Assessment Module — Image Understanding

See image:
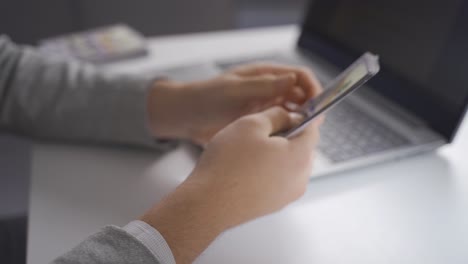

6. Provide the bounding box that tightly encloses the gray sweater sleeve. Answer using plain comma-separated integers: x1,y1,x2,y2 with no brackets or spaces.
52,226,161,264
0,35,174,150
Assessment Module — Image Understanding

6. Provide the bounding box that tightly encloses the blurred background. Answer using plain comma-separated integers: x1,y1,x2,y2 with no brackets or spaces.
0,0,309,44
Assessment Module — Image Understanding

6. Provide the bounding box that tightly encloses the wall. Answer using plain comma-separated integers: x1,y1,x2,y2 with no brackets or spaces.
0,0,307,44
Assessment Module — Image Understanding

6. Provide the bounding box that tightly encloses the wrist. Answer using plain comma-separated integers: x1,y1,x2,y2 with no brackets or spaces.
141,177,230,263
146,80,194,140
147,80,211,144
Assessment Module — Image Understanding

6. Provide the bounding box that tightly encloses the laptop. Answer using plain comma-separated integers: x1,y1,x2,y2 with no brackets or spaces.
156,0,468,178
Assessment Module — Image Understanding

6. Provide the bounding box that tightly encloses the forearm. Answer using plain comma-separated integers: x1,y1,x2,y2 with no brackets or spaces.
141,176,232,264
0,36,171,149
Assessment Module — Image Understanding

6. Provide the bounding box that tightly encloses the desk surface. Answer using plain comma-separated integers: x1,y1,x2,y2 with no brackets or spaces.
28,26,468,264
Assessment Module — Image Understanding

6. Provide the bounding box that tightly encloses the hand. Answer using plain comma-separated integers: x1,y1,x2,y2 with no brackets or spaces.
188,107,320,225
147,63,322,145
141,107,320,263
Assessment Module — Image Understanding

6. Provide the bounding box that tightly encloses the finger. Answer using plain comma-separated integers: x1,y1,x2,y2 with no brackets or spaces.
290,120,321,151
254,106,293,135
284,86,306,104
289,112,305,127
239,73,296,98
273,96,285,105
283,101,300,111
295,67,323,98
229,63,299,76
260,98,282,110
231,63,323,99
264,96,285,108
246,96,284,115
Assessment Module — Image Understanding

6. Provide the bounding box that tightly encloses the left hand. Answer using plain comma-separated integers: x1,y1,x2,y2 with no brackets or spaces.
147,63,322,145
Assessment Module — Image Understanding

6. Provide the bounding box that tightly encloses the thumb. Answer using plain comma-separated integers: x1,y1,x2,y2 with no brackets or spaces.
255,106,298,135
240,73,296,98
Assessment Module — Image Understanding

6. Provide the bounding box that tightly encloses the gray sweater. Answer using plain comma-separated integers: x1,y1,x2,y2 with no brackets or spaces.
53,226,161,264
0,35,164,148
0,36,171,263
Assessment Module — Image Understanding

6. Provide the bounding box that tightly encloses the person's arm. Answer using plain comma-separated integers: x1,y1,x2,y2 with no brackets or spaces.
141,107,320,263
52,222,174,264
0,35,169,149
0,35,321,149
52,107,319,264
0,36,324,264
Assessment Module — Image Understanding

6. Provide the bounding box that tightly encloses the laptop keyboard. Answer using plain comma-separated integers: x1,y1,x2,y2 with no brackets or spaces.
319,101,410,163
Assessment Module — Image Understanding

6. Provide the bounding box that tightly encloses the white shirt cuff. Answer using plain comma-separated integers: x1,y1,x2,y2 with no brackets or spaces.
123,220,176,264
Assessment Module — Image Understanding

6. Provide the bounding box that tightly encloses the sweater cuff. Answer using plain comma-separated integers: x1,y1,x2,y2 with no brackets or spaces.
103,74,178,151
107,73,178,150
123,220,176,264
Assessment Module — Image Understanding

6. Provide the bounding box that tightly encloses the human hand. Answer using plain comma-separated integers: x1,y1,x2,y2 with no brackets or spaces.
186,106,320,226
141,106,320,263
147,63,322,145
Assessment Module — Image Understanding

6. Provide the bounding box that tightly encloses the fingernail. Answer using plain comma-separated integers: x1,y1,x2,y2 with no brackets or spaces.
289,112,304,125
285,101,300,111
294,87,306,100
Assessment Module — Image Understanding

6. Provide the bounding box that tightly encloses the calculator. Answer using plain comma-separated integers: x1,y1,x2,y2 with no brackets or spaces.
38,24,148,64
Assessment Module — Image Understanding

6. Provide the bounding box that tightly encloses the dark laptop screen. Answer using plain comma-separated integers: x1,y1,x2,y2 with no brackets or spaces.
298,0,468,141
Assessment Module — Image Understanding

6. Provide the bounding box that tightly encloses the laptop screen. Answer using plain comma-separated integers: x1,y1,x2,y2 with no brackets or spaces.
298,0,468,141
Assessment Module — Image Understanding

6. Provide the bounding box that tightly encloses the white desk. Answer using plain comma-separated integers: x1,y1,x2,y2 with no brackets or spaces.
28,26,468,264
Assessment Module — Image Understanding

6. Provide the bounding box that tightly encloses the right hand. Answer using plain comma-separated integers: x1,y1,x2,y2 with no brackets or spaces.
188,106,320,227
142,106,320,263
